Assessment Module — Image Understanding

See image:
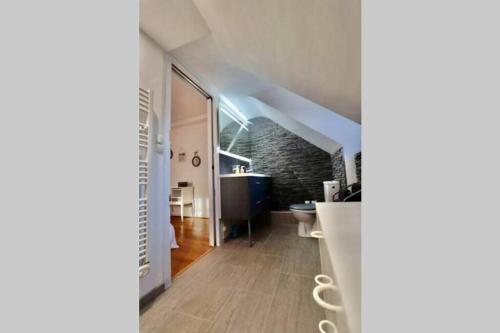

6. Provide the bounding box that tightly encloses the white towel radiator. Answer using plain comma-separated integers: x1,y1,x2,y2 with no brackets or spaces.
139,87,150,277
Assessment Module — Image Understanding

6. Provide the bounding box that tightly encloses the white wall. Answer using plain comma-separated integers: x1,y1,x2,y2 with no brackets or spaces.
170,117,209,218
139,31,172,298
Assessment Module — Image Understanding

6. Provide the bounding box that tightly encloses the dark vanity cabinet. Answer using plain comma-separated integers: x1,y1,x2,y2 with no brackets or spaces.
220,175,271,246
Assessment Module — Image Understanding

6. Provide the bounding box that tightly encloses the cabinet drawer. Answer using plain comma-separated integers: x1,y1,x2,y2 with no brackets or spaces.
249,177,270,203
221,177,250,220
221,176,271,220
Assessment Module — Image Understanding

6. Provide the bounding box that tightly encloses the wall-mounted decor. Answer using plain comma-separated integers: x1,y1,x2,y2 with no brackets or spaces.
192,151,201,167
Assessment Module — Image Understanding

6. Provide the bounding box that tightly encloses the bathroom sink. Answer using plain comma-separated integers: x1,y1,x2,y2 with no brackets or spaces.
219,173,270,178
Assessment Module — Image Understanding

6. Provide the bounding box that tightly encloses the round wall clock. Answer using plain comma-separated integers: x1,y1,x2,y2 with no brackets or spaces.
192,152,201,167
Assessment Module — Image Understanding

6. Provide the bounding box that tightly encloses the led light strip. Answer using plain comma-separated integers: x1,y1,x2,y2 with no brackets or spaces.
220,104,248,131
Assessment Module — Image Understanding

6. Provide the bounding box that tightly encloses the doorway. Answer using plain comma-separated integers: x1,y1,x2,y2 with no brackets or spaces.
169,65,215,278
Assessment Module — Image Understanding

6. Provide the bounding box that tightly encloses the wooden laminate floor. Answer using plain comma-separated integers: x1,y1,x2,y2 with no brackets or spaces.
171,216,212,278
141,222,325,333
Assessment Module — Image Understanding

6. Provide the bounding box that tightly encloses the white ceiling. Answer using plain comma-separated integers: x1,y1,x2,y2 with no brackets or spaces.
171,73,207,123
192,0,360,123
139,0,209,52
140,0,361,123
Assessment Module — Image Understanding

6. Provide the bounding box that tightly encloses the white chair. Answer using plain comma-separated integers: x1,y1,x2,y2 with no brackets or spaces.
169,187,194,221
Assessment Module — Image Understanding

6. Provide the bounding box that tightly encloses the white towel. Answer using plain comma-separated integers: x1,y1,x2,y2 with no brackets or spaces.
169,223,179,249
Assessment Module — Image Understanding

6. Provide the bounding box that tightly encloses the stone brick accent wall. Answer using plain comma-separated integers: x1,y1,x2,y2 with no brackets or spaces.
219,121,251,158
355,152,361,183
331,147,347,188
220,117,347,210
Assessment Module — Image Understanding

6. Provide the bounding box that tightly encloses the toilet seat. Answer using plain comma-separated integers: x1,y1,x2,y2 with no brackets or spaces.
289,203,316,211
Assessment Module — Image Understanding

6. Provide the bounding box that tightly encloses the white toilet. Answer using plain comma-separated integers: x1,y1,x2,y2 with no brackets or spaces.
290,203,317,237
290,180,341,237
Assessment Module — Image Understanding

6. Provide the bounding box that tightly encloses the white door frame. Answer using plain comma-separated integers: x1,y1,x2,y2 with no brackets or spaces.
206,97,216,246
170,62,221,247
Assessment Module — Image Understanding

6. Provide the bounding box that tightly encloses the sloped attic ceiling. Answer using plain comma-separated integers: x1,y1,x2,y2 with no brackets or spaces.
192,0,361,123
169,36,360,155
140,0,361,124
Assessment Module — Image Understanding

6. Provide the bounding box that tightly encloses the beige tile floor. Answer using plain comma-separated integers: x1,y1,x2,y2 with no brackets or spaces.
140,222,325,333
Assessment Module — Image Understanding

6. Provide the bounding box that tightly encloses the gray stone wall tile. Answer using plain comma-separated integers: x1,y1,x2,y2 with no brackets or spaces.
220,117,347,210
355,152,361,183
